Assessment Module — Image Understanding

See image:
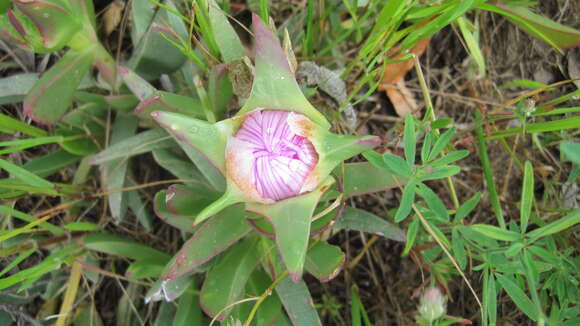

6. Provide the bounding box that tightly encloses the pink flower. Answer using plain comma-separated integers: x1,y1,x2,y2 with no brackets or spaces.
226,110,319,203
418,286,446,322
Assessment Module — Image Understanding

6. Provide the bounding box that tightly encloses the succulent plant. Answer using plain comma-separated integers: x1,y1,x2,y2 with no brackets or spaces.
152,14,381,283
0,0,116,124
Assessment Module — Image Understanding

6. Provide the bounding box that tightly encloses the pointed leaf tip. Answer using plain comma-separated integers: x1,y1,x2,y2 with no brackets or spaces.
356,136,381,147
118,65,129,74
290,272,301,283
251,13,292,74
7,9,27,37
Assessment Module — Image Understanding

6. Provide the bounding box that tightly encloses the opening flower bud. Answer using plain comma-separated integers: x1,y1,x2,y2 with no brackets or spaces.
226,110,318,203
418,286,446,322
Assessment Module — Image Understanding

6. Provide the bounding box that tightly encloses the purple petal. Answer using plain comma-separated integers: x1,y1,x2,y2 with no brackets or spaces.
227,110,318,202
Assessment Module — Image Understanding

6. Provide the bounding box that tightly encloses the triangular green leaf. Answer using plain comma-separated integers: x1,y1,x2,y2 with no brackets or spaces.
247,177,334,282
238,14,329,129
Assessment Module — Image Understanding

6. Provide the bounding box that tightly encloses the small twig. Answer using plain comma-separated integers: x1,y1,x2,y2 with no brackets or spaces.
347,235,379,270
243,270,289,326
208,297,260,326
91,178,195,197
412,204,483,310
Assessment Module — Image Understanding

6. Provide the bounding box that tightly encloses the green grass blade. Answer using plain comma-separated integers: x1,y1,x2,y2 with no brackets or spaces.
0,213,54,243
0,159,54,190
488,116,580,140
0,113,46,137
0,249,35,277
475,110,505,229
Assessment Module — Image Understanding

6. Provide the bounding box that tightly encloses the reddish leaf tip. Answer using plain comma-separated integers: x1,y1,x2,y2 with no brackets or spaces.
161,271,177,281
356,136,381,147
88,156,98,166
117,65,129,74
7,9,27,37
290,272,301,283
135,95,161,115
251,12,292,74
251,12,261,25
23,105,52,126
199,300,226,321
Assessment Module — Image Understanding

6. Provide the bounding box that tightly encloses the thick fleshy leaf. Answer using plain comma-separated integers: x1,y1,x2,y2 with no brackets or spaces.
13,0,79,52
134,91,204,119
83,233,170,262
200,236,261,321
104,94,139,111
333,207,406,242
118,65,156,100
0,12,33,50
247,177,334,282
181,145,226,191
127,188,153,231
238,14,329,129
311,203,343,236
173,282,203,326
129,23,187,80
246,202,342,238
275,276,322,326
61,101,108,127
130,0,156,47
165,184,220,216
152,111,234,176
154,190,197,232
24,48,94,124
90,128,173,165
102,113,138,223
129,0,188,80
312,130,380,184
208,64,233,120
0,73,38,105
145,273,193,303
208,0,244,63
160,204,252,280
341,162,406,196
55,127,101,156
246,216,275,238
304,242,345,282
152,147,207,185
126,260,165,280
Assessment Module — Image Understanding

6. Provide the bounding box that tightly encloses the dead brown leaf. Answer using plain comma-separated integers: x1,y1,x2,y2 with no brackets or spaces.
385,80,419,117
103,1,125,37
379,37,431,117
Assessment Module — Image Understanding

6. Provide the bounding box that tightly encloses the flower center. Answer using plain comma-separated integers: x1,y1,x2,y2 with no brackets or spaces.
233,110,318,201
